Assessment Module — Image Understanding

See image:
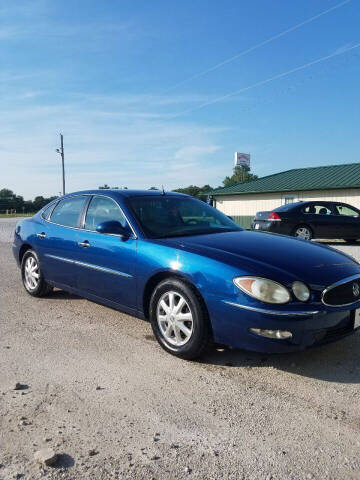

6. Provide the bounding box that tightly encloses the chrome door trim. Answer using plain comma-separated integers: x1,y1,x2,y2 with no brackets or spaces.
45,254,133,278
46,254,74,264
75,259,132,278
223,301,319,316
321,273,360,307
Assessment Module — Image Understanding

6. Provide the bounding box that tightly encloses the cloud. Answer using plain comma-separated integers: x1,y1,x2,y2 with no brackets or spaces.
174,145,220,158
0,1,139,50
0,1,232,198
0,91,229,198
0,22,134,42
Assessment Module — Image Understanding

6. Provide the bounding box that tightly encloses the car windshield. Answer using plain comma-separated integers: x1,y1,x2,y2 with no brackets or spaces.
128,195,242,238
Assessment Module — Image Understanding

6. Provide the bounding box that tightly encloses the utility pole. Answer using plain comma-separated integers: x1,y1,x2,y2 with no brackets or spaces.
56,133,66,195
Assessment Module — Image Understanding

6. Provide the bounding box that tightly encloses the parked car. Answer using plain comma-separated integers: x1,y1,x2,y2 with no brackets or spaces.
13,190,360,359
252,201,360,241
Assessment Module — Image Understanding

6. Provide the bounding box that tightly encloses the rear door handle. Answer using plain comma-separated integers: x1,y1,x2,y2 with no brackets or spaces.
36,232,46,239
78,240,91,248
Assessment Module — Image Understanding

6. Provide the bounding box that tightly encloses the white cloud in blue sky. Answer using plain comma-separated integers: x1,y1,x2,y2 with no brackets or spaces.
0,0,359,198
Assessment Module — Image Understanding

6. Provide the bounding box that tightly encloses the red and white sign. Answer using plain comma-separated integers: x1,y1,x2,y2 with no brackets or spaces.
234,152,250,168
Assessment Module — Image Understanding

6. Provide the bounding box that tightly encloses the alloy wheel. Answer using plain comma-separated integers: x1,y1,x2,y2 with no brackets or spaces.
295,227,311,240
156,291,194,346
24,256,40,290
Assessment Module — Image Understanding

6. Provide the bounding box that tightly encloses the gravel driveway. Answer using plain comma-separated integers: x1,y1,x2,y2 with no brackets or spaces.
1,218,359,480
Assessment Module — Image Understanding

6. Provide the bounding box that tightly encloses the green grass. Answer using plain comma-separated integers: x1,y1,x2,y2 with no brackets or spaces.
0,213,34,218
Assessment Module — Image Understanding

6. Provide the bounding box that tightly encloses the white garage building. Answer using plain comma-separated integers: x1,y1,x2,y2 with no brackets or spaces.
209,163,360,228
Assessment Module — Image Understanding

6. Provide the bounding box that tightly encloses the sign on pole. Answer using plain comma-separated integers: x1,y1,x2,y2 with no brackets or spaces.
234,152,250,168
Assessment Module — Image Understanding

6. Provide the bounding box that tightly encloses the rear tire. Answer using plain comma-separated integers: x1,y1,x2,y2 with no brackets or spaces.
149,278,211,360
21,249,53,297
293,225,313,241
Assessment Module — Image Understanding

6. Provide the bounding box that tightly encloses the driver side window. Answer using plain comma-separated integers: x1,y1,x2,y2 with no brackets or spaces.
334,204,359,217
85,196,127,231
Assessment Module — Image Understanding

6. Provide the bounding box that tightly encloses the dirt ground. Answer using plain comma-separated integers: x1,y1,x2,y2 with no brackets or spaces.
1,218,360,480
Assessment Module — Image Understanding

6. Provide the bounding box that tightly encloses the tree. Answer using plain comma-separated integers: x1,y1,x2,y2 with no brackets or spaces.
0,189,57,213
172,184,213,202
99,184,111,189
0,189,24,213
0,188,14,199
148,186,159,190
222,166,258,187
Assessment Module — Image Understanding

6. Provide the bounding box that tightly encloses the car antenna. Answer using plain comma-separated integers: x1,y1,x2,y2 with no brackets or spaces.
162,185,166,195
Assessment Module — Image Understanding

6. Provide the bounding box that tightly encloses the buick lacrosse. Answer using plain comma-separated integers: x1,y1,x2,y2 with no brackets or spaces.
13,190,360,359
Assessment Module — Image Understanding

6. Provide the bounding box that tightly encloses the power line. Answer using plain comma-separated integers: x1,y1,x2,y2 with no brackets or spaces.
163,0,352,93
172,42,360,117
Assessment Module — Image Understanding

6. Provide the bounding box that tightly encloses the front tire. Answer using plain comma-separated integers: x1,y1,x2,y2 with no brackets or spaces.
21,249,53,297
149,279,211,360
293,225,313,240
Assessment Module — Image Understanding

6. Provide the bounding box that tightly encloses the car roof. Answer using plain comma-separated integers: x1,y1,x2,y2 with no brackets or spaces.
60,189,188,200
273,200,359,213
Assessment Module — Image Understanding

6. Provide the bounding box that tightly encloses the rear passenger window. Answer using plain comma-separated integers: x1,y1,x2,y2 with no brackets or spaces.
42,203,55,220
85,196,127,231
303,204,331,215
50,196,87,227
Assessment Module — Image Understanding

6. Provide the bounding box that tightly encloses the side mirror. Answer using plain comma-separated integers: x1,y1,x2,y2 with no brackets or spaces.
96,220,130,237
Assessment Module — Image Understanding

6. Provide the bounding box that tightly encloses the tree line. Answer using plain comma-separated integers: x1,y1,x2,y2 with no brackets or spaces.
99,166,258,201
1,166,257,213
0,189,58,214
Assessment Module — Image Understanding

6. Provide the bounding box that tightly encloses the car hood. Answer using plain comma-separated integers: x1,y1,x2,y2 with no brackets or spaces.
155,230,360,289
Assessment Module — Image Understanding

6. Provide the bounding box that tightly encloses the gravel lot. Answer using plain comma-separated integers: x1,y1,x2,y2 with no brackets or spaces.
1,218,360,480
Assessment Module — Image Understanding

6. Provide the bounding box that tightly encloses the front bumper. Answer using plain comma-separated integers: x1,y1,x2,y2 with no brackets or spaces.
209,298,359,353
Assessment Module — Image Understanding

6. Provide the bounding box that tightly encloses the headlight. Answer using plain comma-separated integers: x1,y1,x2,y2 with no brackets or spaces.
234,276,290,304
292,281,310,302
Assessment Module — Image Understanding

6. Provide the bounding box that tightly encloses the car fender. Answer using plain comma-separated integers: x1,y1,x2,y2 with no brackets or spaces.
135,239,240,317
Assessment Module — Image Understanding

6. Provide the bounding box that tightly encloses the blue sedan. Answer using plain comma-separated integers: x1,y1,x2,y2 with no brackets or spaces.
13,189,360,359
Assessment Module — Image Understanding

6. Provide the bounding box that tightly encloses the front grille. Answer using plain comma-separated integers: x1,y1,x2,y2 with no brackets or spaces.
322,276,360,306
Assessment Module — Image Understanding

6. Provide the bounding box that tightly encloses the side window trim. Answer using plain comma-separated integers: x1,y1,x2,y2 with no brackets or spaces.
46,195,89,229
50,195,88,228
41,201,58,220
44,193,137,238
80,195,93,229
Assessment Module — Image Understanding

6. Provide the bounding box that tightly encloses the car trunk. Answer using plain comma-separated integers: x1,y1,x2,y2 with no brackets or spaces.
254,211,271,221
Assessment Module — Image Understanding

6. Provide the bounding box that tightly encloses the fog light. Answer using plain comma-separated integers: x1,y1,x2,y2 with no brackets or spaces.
250,328,292,339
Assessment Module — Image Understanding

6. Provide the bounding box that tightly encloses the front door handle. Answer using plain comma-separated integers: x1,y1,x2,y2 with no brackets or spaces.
78,240,91,248
36,232,46,239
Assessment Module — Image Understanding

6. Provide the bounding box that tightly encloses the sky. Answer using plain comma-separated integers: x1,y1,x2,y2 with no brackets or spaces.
0,0,359,199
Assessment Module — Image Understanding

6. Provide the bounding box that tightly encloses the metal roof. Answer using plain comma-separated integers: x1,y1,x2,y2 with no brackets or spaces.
208,163,360,196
